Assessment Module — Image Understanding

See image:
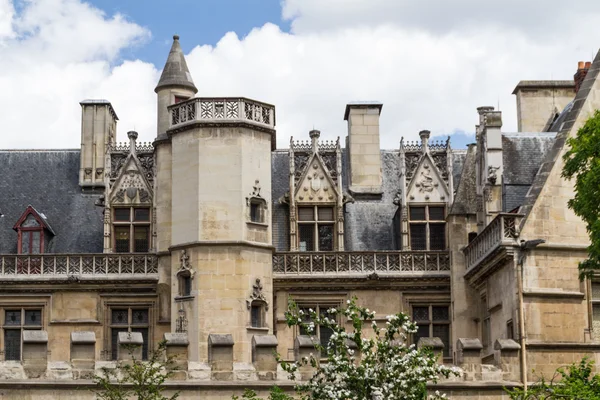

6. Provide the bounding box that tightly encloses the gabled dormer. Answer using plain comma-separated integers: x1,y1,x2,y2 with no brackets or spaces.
13,206,55,254
284,129,351,251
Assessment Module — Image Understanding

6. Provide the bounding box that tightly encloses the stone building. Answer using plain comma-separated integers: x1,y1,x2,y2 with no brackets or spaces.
0,36,599,399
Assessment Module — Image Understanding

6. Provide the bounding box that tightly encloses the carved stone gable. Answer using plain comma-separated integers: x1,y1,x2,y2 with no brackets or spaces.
294,154,338,203
406,155,449,203
109,156,153,205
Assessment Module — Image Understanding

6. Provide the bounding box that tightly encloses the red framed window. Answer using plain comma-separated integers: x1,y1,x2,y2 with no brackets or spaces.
13,207,53,255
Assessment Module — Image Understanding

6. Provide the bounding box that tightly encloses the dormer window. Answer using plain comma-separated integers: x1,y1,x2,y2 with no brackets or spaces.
298,206,335,251
13,206,54,255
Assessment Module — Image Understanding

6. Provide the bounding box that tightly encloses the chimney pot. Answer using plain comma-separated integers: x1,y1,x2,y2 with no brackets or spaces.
585,61,592,69
578,61,585,69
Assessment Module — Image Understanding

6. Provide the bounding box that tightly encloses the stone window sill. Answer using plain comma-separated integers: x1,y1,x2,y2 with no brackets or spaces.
246,326,269,332
175,295,194,302
247,221,269,228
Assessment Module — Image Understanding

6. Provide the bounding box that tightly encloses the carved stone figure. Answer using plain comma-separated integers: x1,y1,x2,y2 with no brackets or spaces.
418,166,434,193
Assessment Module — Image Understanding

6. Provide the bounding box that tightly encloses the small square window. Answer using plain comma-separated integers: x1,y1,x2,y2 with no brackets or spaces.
114,209,130,222
298,208,314,221
24,310,42,326
428,207,445,221
134,208,150,222
4,310,21,326
409,207,426,221
317,207,334,221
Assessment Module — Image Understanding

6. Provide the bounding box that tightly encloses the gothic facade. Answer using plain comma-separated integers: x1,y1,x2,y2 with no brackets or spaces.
0,37,599,399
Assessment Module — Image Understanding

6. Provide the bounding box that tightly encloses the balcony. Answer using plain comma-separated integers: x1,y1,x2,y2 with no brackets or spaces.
0,254,158,281
169,97,275,131
463,213,522,279
273,251,450,276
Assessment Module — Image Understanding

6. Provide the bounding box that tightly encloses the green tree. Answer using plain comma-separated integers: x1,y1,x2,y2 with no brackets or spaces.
562,110,600,278
235,297,458,400
92,339,179,400
507,358,600,399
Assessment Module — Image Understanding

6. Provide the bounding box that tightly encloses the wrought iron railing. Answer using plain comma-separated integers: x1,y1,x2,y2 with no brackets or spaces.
463,213,522,272
0,254,158,278
168,97,275,130
272,251,450,275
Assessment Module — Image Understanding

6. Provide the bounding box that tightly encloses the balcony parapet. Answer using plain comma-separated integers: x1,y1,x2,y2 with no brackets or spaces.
0,254,158,281
168,97,275,133
463,213,522,277
273,251,450,276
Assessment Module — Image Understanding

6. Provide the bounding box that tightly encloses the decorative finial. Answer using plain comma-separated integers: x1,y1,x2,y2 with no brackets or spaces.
173,35,180,41
127,131,138,155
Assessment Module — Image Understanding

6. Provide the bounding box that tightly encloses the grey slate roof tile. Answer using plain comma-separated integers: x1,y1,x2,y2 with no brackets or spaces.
0,150,103,253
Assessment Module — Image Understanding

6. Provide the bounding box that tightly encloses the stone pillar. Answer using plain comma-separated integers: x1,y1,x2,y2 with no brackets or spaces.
70,331,96,378
456,338,483,381
22,330,48,378
294,335,318,380
417,337,445,364
165,333,189,380
252,335,278,380
208,334,234,381
494,339,521,382
344,102,383,195
117,331,143,361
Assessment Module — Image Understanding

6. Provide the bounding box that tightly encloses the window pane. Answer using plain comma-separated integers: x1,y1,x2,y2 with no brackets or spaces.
298,225,315,251
432,324,450,357
428,206,445,221
134,226,149,252
298,207,314,221
320,325,334,356
111,309,128,325
432,306,449,321
409,207,426,221
115,226,130,253
429,223,446,250
31,232,41,254
410,224,426,250
182,276,192,296
250,203,261,223
318,225,334,251
299,307,312,335
22,232,30,254
111,328,127,360
24,310,42,326
4,310,21,326
22,214,40,227
593,283,600,300
413,306,429,322
132,328,149,360
114,208,130,222
132,309,149,325
317,207,334,221
414,324,429,347
4,329,21,360
134,208,150,222
251,305,261,328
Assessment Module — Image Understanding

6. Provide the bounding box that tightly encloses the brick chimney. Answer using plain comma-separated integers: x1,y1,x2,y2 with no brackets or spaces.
574,61,592,93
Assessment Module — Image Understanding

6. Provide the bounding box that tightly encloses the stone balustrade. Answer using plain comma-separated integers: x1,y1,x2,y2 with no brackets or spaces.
463,213,522,272
169,97,275,130
272,251,450,275
0,254,158,279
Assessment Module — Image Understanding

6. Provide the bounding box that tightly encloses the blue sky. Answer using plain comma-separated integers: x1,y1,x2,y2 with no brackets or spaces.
1,0,597,149
95,0,290,66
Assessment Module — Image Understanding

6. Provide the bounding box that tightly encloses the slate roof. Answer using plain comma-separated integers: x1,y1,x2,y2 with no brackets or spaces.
271,146,466,251
0,150,104,253
519,49,600,229
449,144,477,215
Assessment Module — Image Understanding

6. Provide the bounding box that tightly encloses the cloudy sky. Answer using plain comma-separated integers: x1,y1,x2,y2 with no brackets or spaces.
1,0,599,150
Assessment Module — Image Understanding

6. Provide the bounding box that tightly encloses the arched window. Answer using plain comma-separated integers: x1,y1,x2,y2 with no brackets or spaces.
177,270,192,297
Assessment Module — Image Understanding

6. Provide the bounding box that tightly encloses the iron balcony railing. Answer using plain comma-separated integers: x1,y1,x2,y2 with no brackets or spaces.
273,251,450,275
463,213,522,272
0,254,158,279
168,97,275,130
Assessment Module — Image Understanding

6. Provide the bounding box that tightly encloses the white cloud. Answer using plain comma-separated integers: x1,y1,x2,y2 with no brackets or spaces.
0,0,154,149
1,0,600,150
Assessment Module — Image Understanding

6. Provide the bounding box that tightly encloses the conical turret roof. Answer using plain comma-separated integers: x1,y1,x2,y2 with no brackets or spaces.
155,35,198,94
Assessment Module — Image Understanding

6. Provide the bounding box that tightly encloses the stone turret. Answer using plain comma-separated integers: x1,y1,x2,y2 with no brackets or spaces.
155,35,198,137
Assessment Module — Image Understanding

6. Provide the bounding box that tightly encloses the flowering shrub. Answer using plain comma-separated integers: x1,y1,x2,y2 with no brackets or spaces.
273,297,458,400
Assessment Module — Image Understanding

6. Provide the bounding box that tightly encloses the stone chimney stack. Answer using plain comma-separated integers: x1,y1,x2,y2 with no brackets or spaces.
344,102,383,195
574,61,592,93
79,100,118,189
